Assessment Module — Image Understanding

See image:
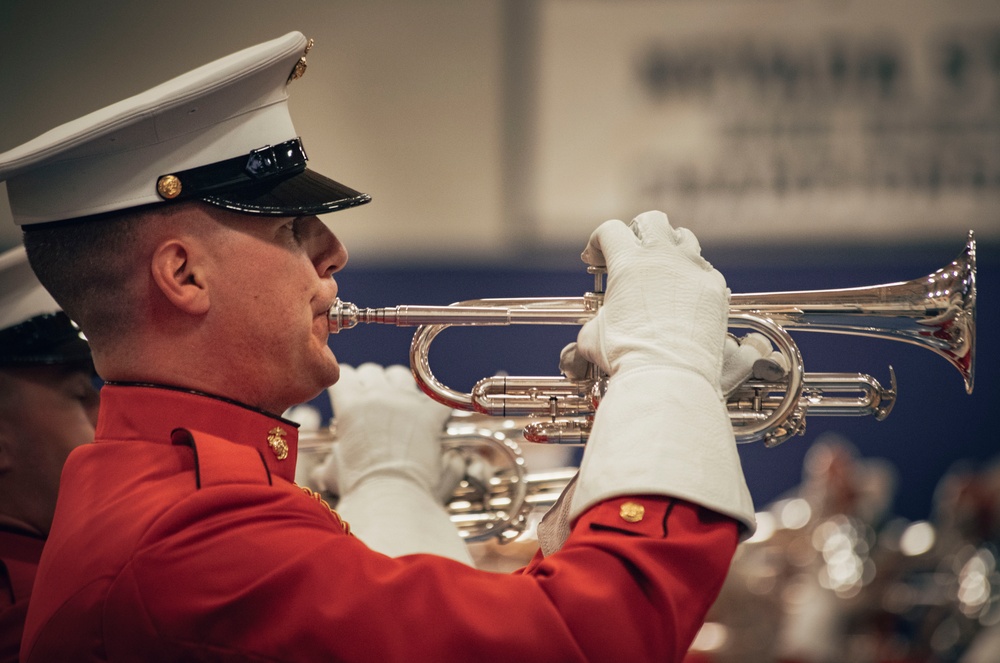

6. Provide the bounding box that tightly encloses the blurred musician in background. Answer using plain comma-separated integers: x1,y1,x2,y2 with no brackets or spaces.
0,246,98,662
683,438,1000,663
2,32,759,662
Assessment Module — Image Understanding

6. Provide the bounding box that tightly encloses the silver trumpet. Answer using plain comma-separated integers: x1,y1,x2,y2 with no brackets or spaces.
330,232,976,449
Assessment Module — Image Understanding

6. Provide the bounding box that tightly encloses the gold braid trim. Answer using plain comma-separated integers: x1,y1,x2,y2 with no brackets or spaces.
297,484,351,536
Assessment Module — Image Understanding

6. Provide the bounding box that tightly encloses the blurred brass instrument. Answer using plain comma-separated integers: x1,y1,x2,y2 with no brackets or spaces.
297,413,571,542
330,232,976,449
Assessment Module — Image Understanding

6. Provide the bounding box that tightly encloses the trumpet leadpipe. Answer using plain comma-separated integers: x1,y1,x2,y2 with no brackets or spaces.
330,298,598,332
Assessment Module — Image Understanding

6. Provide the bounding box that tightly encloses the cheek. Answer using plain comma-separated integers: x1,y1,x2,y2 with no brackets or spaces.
223,257,323,359
85,400,100,428
255,267,314,309
50,406,97,456
14,405,93,474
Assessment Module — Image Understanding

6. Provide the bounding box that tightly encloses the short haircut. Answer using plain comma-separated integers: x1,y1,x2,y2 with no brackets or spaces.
22,206,153,344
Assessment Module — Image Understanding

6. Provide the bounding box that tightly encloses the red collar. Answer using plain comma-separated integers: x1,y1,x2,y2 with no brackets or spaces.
0,529,45,601
95,384,301,484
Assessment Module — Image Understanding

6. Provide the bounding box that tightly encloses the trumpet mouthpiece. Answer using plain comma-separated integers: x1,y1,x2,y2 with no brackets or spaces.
328,299,360,333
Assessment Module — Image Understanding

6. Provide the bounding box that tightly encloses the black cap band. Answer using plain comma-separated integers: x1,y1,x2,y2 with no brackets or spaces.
157,139,309,201
0,312,92,367
155,138,371,217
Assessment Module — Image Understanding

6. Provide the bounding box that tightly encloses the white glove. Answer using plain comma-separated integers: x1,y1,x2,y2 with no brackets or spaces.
314,433,469,505
720,332,780,397
561,331,778,398
546,330,772,554
566,211,756,537
322,363,473,564
753,350,790,382
576,212,729,387
434,448,470,504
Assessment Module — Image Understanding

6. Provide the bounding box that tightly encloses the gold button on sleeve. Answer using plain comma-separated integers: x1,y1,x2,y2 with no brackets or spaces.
619,501,645,523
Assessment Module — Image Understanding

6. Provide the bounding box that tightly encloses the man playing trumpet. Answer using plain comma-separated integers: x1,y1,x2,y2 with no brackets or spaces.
2,31,757,662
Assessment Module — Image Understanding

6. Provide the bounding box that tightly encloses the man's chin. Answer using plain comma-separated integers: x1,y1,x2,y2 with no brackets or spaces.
326,361,340,387
280,347,339,410
317,345,340,387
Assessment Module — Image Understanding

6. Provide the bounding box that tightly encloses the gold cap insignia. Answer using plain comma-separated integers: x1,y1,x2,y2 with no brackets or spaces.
619,501,645,523
156,174,182,199
267,427,289,460
288,38,314,82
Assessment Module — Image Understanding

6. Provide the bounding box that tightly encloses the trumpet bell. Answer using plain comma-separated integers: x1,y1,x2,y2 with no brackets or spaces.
733,230,976,394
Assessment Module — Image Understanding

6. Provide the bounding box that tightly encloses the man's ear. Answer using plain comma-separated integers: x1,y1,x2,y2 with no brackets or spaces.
150,239,210,315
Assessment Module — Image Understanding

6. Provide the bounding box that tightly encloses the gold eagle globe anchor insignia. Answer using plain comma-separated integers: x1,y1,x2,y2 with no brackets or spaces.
267,427,289,460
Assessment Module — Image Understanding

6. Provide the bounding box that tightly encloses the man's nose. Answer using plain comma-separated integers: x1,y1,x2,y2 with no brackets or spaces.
303,216,348,277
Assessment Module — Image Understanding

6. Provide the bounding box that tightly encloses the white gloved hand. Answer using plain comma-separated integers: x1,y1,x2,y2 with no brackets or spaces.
313,430,469,505
575,213,729,389
434,448,470,504
720,332,778,397
753,350,790,382
547,331,771,553
323,363,473,564
560,331,777,398
327,364,449,495
565,211,755,540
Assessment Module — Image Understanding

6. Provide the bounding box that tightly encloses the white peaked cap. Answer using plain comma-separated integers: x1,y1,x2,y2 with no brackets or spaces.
0,246,60,329
0,31,369,227
0,245,91,365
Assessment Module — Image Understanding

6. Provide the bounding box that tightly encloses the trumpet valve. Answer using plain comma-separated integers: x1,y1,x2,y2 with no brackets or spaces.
764,411,807,448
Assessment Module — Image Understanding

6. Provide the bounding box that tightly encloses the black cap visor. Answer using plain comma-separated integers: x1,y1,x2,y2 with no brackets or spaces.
156,138,371,217
201,167,371,216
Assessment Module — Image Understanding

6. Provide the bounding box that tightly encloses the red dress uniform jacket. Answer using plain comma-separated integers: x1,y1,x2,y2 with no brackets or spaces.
22,384,739,663
0,529,43,663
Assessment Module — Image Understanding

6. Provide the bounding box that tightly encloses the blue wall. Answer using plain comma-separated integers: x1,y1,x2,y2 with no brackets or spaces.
319,238,996,522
